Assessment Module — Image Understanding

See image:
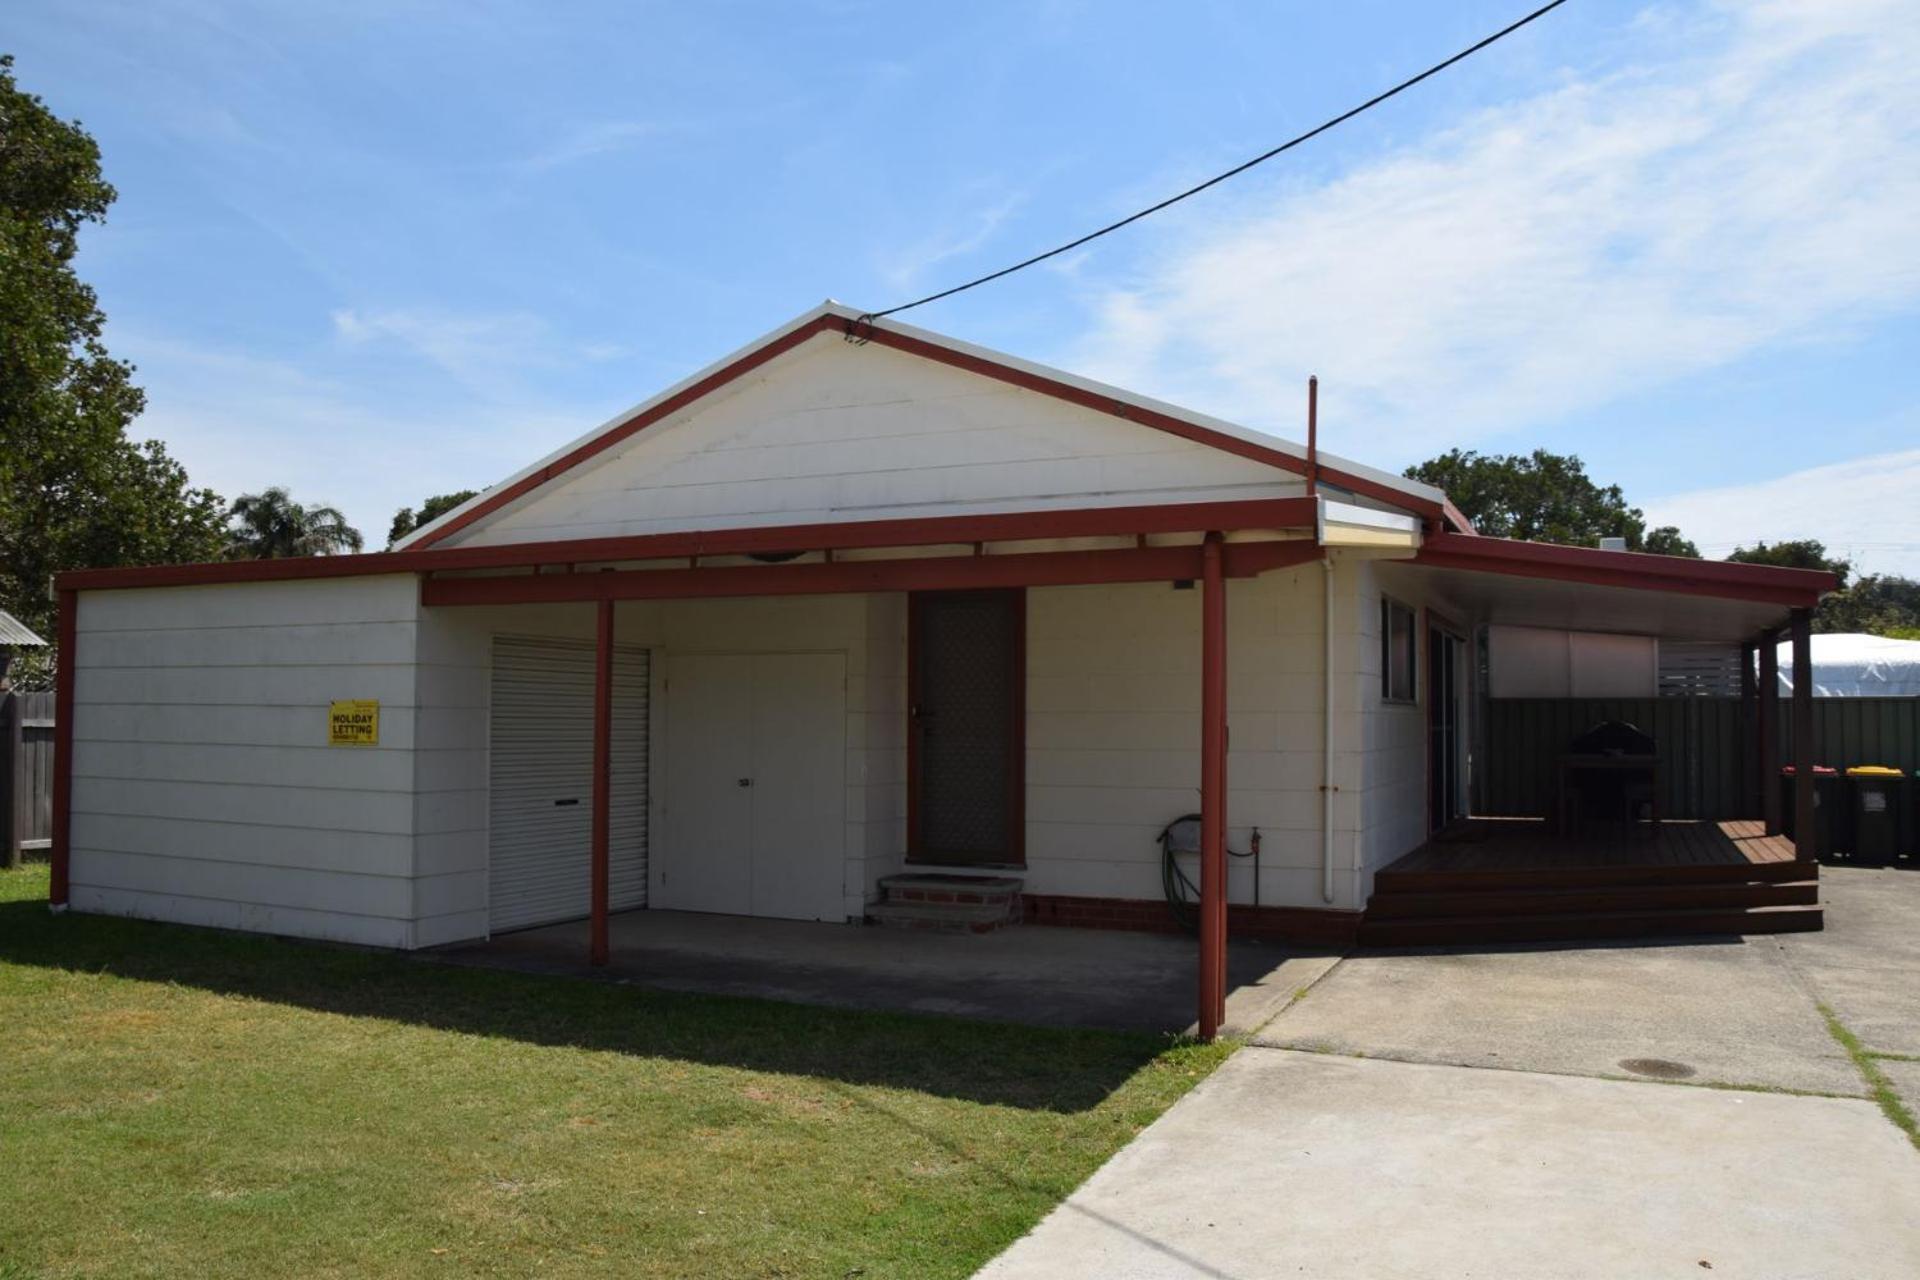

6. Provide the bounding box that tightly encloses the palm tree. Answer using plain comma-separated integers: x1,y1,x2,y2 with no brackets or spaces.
225,487,364,559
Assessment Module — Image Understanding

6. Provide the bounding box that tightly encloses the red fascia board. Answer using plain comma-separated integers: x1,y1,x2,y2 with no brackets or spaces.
55,498,1320,592
49,589,75,907
1415,533,1837,607
408,311,1455,549
411,314,843,547
1439,498,1477,536
420,540,1324,607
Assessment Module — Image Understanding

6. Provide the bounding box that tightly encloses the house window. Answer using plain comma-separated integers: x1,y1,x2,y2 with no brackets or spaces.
1381,598,1417,703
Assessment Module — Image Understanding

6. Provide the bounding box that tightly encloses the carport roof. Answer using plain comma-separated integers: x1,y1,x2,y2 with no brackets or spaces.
1398,533,1839,640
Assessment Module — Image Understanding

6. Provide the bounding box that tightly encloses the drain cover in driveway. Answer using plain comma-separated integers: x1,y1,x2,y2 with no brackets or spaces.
1619,1057,1697,1079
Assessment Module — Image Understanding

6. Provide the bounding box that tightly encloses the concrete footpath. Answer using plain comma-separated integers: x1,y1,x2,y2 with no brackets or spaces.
977,1048,1920,1280
979,865,1920,1278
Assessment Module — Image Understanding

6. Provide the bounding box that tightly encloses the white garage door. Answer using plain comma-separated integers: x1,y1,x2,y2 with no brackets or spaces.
488,635,650,933
656,651,846,922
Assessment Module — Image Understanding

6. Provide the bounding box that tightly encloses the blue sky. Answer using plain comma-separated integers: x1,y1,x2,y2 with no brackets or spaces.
10,0,1919,570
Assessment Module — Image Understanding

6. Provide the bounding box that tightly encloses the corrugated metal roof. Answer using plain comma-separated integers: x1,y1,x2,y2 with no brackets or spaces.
0,610,48,646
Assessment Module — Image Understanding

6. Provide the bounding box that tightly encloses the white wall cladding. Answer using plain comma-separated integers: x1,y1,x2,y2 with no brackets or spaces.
450,336,1307,547
1359,560,1473,903
1021,563,1370,911
67,575,425,948
67,559,1444,944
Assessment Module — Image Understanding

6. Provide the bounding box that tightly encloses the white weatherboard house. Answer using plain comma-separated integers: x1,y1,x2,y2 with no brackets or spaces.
49,304,1835,1036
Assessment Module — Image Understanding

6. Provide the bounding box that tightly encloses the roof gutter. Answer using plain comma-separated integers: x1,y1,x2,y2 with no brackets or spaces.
1414,533,1837,608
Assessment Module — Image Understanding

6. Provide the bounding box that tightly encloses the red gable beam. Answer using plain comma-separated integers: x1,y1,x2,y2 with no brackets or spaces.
405,313,1460,549
421,541,1325,607
56,498,1319,593
1415,532,1836,607
851,324,1459,529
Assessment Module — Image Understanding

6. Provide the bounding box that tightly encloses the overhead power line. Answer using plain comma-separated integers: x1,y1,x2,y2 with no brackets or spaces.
854,0,1572,330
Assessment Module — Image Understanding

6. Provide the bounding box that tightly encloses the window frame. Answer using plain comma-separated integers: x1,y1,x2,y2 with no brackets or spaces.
1380,596,1419,705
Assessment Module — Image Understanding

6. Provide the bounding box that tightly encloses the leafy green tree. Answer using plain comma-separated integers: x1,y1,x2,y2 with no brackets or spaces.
1724,541,1920,637
1825,576,1920,636
0,54,227,638
225,487,364,559
1405,448,1699,556
387,489,478,547
1725,539,1851,586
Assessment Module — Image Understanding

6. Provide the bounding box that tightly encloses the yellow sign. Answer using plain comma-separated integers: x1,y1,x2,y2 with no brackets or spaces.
328,700,380,746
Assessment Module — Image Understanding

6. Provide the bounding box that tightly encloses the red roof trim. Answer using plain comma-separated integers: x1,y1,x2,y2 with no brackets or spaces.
1414,532,1837,607
407,311,1463,549
850,321,1458,527
411,313,844,547
419,540,1325,607
56,497,1320,592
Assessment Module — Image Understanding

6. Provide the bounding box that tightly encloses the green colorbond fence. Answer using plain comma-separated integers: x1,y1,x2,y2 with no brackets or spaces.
1776,699,1920,776
1475,696,1919,821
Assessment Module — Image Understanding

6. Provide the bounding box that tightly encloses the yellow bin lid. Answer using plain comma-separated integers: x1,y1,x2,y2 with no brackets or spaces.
1846,766,1903,776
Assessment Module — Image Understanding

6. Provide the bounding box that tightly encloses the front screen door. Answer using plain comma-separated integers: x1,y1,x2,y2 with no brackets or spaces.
910,590,1025,866
1427,626,1466,832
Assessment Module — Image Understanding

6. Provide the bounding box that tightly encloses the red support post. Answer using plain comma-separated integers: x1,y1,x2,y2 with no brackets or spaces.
1198,532,1228,1041
1790,609,1815,859
49,589,75,908
590,599,614,966
1758,634,1780,835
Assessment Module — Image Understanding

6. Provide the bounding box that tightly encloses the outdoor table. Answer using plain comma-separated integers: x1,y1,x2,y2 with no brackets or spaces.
1554,753,1660,833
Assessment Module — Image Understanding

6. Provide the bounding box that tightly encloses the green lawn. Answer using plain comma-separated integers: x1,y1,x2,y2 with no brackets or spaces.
0,867,1227,1279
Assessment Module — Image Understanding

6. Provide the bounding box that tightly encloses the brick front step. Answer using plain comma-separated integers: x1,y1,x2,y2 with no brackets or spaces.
868,900,1021,934
877,873,1022,909
871,874,1023,933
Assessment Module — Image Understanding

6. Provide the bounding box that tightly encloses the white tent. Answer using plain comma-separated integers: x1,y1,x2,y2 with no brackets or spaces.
1774,633,1920,697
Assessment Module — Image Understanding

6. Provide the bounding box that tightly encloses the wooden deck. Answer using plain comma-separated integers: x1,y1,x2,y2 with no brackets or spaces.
1363,819,1822,946
1382,818,1799,879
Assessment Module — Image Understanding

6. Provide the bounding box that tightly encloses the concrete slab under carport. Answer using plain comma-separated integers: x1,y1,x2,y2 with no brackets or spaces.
976,1048,1920,1280
1254,932,1861,1095
431,909,1342,1035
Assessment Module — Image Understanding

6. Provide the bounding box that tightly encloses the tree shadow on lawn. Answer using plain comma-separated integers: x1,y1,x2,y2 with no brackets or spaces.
0,899,1175,1112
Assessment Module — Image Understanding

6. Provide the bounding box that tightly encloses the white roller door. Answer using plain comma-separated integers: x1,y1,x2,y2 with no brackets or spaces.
488,635,649,933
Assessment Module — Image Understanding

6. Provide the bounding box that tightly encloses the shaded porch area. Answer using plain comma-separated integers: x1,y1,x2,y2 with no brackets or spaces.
1362,819,1821,946
430,909,1342,1036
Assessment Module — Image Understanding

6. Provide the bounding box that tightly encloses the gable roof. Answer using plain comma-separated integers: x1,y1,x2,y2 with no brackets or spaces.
0,610,46,647
395,301,1467,550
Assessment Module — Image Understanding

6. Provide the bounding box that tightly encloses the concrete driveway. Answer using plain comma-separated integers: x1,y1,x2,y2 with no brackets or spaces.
979,864,1920,1278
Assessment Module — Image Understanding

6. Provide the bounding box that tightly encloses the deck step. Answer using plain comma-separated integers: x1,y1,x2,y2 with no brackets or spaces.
1365,879,1820,919
1358,903,1824,948
1372,858,1820,894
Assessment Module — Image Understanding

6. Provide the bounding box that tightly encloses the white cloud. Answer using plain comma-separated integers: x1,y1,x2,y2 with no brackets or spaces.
119,332,596,547
879,191,1027,292
523,120,668,172
1643,448,1920,578
1064,0,1920,452
329,306,618,395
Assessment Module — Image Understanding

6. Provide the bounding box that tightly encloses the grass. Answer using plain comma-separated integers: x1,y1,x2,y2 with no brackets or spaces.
1818,1002,1920,1152
0,867,1231,1279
